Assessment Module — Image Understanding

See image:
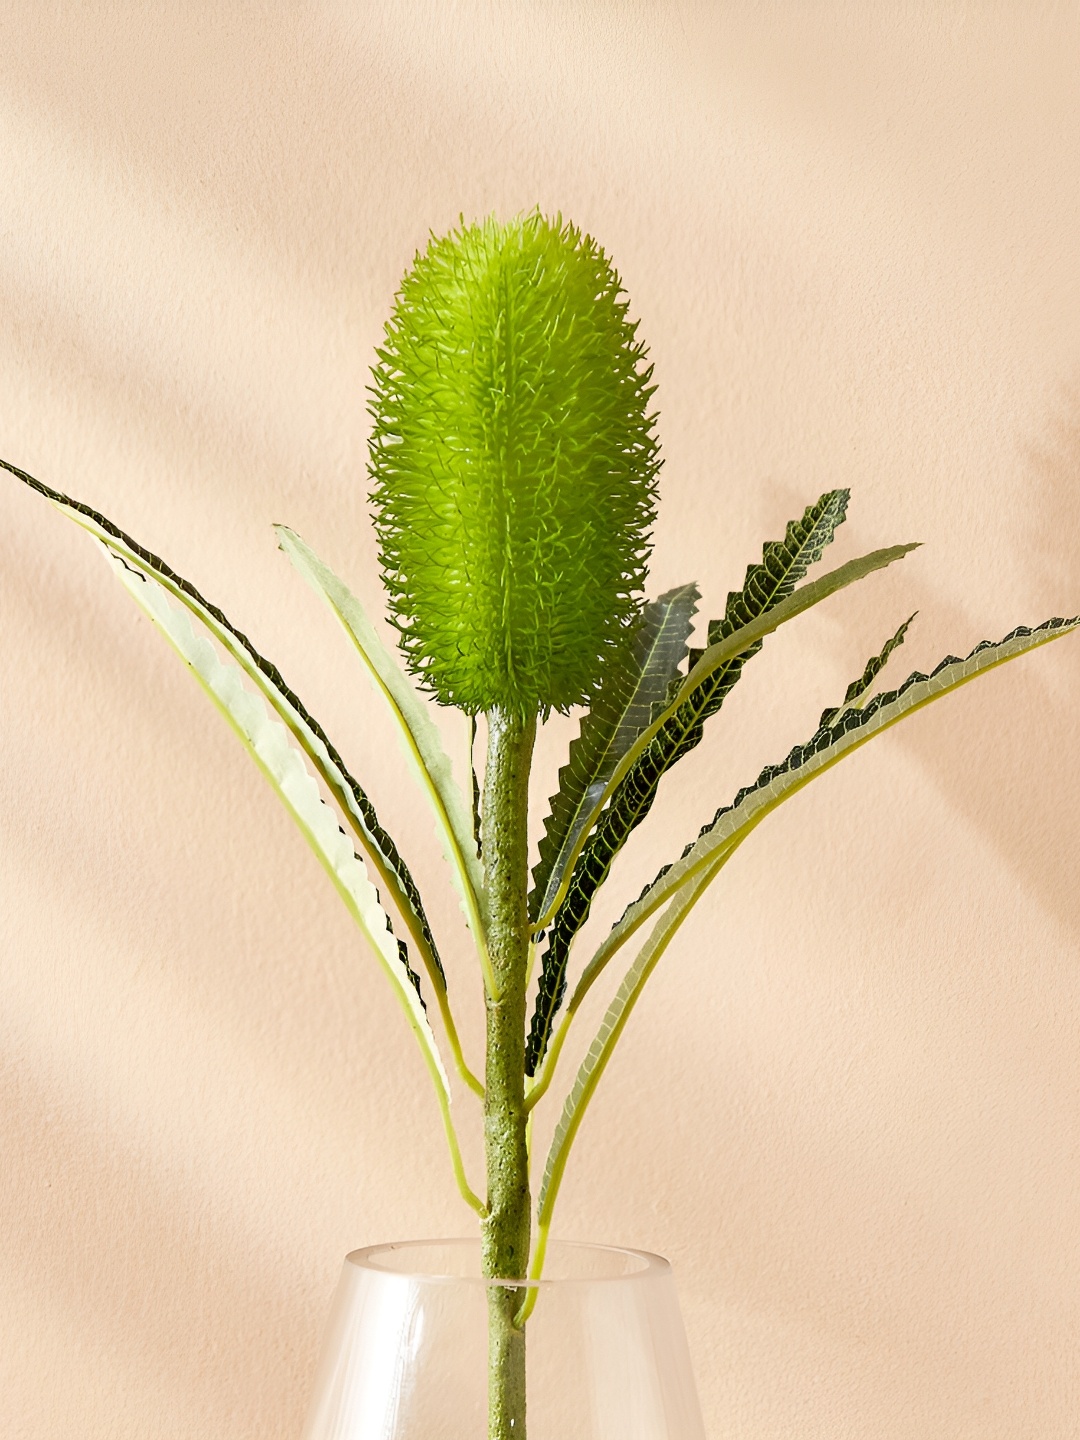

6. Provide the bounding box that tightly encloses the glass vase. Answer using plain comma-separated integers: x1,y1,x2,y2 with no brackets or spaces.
303,1239,706,1440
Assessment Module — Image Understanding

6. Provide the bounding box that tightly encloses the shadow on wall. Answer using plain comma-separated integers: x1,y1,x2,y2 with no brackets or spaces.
0,1057,317,1438
884,383,1080,942
0,5,597,541
0,88,375,540
1026,381,1080,631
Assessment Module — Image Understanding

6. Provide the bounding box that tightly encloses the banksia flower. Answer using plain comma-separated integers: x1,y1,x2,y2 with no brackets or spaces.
368,211,661,718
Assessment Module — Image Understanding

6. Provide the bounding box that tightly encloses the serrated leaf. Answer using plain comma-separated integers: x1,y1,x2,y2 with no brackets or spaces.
535,612,1080,1228
526,489,866,1071
531,492,856,937
536,855,721,1229
1,459,448,1001
274,525,490,969
583,615,1080,987
103,544,451,1093
818,612,916,728
529,582,700,926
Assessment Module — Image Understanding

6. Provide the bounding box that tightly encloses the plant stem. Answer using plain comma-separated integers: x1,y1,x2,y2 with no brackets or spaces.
481,706,536,1440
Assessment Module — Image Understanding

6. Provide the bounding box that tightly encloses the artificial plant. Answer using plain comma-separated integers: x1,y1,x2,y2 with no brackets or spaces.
4,209,1076,1440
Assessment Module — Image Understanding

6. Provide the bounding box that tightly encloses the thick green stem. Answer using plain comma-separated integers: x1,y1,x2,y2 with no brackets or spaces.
481,706,536,1440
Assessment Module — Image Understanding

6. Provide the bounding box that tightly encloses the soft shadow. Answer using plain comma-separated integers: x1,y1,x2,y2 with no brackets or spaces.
879,386,1080,939
0,1059,319,1439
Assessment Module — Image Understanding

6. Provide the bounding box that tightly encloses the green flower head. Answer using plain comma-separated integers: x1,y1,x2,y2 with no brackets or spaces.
368,210,661,717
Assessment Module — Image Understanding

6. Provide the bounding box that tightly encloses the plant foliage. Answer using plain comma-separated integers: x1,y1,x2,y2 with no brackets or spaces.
531,613,1080,1240
107,545,438,1037
528,582,700,927
588,614,1080,987
527,488,853,1071
536,855,719,1233
275,525,491,999
818,611,915,726
0,461,451,1009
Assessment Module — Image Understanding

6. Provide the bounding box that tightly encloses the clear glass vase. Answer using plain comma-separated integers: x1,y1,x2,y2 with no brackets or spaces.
303,1239,706,1440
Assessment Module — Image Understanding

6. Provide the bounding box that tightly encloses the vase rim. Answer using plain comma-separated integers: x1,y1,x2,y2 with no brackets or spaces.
343,1238,671,1288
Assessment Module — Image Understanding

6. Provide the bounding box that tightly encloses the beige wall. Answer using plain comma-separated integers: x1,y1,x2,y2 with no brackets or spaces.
3,4,1080,1435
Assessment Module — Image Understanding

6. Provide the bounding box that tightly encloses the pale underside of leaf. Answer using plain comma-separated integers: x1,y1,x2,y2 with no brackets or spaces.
584,614,1080,991
0,460,447,1000
536,855,721,1228
529,582,700,926
103,545,451,1093
274,525,490,964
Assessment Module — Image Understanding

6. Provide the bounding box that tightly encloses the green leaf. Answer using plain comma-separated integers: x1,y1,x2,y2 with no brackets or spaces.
535,491,857,932
528,582,700,927
1,460,448,1000
101,542,450,1091
526,490,883,1071
665,541,917,738
818,612,915,727
583,614,1080,988
536,854,721,1231
534,612,1080,1228
274,525,491,981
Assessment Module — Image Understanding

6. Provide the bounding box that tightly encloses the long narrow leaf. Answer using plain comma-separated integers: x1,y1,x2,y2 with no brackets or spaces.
530,491,854,939
529,583,700,926
567,614,916,1014
526,501,914,1072
275,525,490,972
103,544,449,1088
603,538,918,824
537,611,1079,1230
582,614,1080,988
1,460,448,1002
108,544,486,1206
818,612,915,727
536,855,722,1230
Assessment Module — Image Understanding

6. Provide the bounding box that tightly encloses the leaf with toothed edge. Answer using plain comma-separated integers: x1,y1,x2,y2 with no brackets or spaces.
0,458,449,1002
535,613,1080,1235
576,614,1080,1000
102,544,450,1090
819,612,916,728
526,488,853,1073
529,582,700,927
274,524,488,947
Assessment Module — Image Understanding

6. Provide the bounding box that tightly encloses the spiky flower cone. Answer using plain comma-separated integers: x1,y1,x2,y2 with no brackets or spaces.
368,210,661,718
